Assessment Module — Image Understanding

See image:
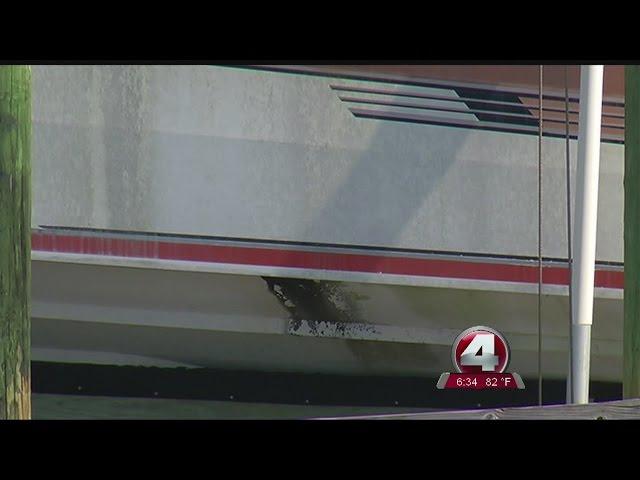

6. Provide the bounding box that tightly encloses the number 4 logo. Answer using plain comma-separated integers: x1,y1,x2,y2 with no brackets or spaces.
452,326,510,374
459,333,500,372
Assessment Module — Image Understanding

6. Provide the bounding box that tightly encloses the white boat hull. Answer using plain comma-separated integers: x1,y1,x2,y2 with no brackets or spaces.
29,65,626,383
32,249,622,382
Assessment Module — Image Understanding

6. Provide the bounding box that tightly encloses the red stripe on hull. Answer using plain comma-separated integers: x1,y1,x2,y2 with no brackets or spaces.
31,232,624,290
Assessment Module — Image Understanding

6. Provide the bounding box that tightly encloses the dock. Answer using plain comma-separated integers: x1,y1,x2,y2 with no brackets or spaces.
319,398,640,420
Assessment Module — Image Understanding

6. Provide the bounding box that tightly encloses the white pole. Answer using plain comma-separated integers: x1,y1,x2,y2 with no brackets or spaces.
570,65,604,404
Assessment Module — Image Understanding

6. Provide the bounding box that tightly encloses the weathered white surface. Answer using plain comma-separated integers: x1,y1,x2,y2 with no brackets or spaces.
31,66,625,261
28,66,626,382
31,258,623,381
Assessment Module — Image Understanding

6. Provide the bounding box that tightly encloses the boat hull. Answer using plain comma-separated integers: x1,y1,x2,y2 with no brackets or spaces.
32,252,622,382
29,65,626,384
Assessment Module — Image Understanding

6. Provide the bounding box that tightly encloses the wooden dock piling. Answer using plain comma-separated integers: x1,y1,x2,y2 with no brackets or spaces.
0,66,32,419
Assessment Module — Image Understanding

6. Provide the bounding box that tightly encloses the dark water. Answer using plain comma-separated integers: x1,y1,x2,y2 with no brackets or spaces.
33,394,429,420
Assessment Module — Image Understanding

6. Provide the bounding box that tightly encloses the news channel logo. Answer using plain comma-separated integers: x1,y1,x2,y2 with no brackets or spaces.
437,326,525,390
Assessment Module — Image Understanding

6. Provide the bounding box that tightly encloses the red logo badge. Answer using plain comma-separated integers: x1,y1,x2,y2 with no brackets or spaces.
452,326,510,374
437,326,525,390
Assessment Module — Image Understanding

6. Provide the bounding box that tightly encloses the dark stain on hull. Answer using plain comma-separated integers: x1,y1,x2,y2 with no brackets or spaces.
262,277,439,372
262,277,362,333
